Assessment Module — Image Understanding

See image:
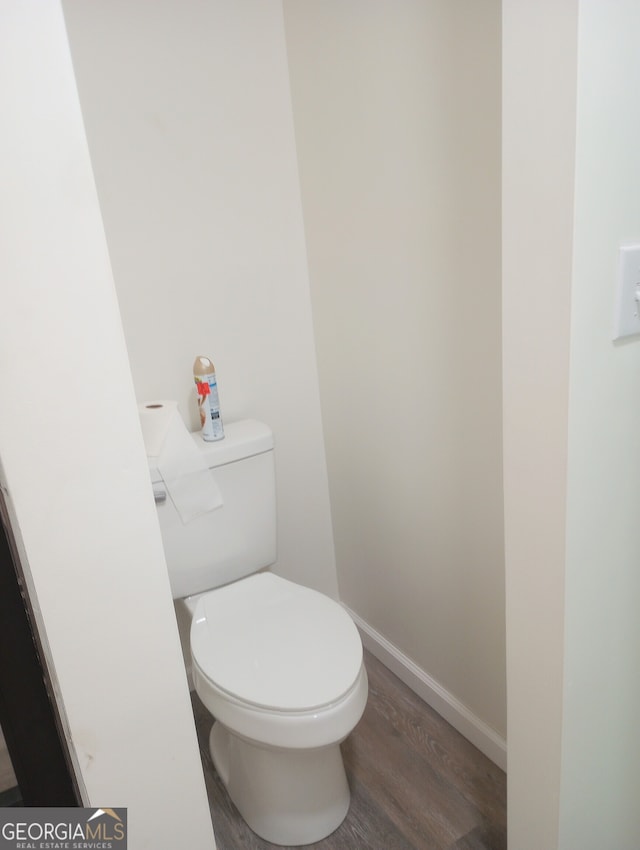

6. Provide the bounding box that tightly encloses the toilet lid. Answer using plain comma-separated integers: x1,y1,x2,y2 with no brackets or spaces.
190,573,363,712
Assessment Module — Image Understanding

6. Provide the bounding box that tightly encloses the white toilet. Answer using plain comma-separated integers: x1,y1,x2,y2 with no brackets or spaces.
150,419,368,846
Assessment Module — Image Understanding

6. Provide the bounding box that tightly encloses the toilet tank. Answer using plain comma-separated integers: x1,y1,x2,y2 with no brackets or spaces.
150,419,276,599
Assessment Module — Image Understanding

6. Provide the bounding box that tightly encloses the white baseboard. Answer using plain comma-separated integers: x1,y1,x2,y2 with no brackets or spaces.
345,607,507,772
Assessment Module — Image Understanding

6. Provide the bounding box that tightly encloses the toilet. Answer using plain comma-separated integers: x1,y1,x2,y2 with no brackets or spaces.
150,419,368,846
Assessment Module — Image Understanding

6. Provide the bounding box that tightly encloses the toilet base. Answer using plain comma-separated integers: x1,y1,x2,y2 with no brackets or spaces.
209,721,351,846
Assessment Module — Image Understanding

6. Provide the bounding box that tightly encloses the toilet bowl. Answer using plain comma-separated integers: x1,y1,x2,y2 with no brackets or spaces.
189,572,368,845
148,418,368,845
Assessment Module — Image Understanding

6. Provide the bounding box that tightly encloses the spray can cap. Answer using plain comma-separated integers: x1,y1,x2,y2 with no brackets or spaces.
193,356,215,376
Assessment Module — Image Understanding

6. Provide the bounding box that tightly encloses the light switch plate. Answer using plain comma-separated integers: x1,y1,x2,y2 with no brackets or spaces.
613,245,640,341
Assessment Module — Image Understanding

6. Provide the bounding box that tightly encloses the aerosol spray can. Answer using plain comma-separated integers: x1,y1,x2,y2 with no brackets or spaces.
193,356,225,441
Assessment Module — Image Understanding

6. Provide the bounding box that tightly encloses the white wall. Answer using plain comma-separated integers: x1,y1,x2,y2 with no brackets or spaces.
0,4,215,847
504,2,640,848
283,0,505,757
502,1,578,846
61,0,338,599
559,2,640,847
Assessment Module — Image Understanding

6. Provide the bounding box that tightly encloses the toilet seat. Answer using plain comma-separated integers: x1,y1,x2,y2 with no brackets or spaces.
190,572,363,712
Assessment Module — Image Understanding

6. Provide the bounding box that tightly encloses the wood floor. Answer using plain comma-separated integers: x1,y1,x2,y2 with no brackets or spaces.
191,650,506,850
0,743,17,796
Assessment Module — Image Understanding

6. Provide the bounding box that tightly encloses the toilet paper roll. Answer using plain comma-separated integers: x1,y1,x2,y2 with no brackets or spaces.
138,401,223,524
138,400,179,457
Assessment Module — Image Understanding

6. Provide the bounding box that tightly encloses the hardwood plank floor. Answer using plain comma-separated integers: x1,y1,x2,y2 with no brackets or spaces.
0,746,17,795
191,650,506,850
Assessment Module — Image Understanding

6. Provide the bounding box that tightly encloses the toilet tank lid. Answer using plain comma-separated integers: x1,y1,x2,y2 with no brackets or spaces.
148,418,273,482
